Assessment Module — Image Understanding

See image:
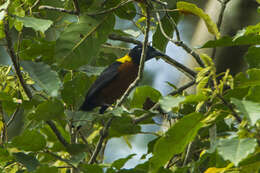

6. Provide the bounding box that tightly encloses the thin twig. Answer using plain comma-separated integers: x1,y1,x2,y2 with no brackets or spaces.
116,6,151,107
44,150,77,170
4,15,33,99
0,102,7,144
155,12,205,68
163,6,181,41
38,5,78,15
133,80,196,124
87,0,134,16
6,105,20,127
211,0,231,59
108,34,142,45
46,120,70,147
89,117,114,164
217,94,242,123
72,0,80,15
183,142,192,166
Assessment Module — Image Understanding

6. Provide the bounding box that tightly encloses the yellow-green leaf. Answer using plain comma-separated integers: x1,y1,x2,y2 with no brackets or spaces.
177,1,220,39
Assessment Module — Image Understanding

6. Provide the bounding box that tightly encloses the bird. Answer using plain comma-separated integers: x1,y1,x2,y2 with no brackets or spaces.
80,45,163,113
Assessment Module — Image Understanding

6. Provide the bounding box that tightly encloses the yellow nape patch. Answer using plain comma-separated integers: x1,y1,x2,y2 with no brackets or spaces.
116,54,132,63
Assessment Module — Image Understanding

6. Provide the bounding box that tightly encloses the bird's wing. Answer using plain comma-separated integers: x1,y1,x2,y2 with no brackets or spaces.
85,62,122,101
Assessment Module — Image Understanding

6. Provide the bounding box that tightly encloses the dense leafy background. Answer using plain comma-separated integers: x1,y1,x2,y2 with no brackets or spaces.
0,0,260,173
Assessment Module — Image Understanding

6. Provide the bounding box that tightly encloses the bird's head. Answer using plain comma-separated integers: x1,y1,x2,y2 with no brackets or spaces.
129,45,163,64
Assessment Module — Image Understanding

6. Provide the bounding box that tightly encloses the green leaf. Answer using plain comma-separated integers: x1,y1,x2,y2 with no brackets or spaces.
239,153,260,173
0,148,13,163
244,46,260,69
16,16,53,33
79,164,103,173
105,0,136,20
231,98,260,125
217,137,257,166
183,94,207,103
153,16,173,52
234,69,260,88
201,35,260,48
112,154,136,170
34,98,64,121
11,130,46,151
21,61,62,97
61,72,94,107
177,1,220,39
246,86,260,103
149,113,204,173
34,165,58,173
131,86,161,108
13,152,40,172
109,116,141,138
55,14,115,69
158,96,185,112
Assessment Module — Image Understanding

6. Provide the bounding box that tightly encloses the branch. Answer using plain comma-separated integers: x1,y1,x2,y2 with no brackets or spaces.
108,34,142,45
3,15,33,99
217,94,242,123
211,0,231,59
155,12,205,68
133,80,196,124
88,117,113,164
108,34,197,79
72,0,80,15
7,105,20,127
116,6,151,107
44,150,77,170
46,120,70,147
87,0,134,16
38,5,78,15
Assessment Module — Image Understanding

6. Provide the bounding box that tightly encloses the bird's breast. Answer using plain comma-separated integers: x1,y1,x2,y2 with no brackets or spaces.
97,62,139,105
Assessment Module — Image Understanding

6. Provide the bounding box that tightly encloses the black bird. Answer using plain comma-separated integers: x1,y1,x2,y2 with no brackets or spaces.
80,45,163,113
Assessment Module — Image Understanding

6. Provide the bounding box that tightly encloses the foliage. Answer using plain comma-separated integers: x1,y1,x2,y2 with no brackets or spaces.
0,0,260,173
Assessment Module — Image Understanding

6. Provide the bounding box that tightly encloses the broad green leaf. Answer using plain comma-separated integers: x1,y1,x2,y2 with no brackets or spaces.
217,137,257,166
18,39,55,63
105,0,136,20
0,148,13,163
246,86,260,103
153,15,174,52
231,98,260,125
149,113,204,173
159,96,185,112
11,130,46,151
109,116,141,138
34,165,58,173
234,69,260,88
131,86,161,108
34,98,64,121
21,61,62,97
65,110,96,127
13,152,39,172
183,94,207,103
79,164,103,173
201,35,260,48
16,16,53,33
61,72,94,107
239,153,260,173
112,154,136,170
224,88,249,100
55,14,115,69
177,1,220,39
244,46,260,69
